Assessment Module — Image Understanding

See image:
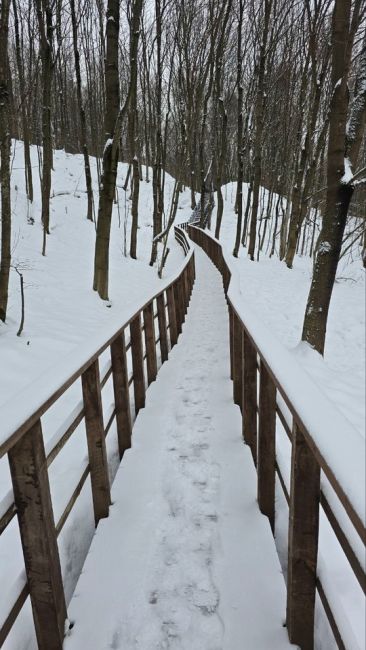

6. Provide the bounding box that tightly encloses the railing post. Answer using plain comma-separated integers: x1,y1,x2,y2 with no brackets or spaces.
287,424,320,650
8,420,67,650
183,267,189,313
111,332,132,458
82,359,111,523
130,314,146,413
167,285,178,346
232,312,243,408
143,302,157,385
174,282,183,335
157,293,168,362
257,361,276,532
179,275,186,321
243,331,257,464
229,305,234,380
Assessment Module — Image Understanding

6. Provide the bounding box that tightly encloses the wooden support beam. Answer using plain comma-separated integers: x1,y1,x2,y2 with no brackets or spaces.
173,283,182,335
182,269,189,314
257,361,276,532
8,421,67,650
167,285,178,346
82,360,111,524
157,293,168,362
179,276,186,324
232,312,243,408
229,306,234,380
130,313,146,413
243,331,257,464
287,424,320,650
111,332,132,458
143,302,157,385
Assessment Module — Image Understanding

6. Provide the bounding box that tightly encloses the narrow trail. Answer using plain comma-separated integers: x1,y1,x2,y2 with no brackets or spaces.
64,248,294,650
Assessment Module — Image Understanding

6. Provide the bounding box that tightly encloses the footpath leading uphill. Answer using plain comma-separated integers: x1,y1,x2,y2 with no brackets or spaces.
64,248,294,650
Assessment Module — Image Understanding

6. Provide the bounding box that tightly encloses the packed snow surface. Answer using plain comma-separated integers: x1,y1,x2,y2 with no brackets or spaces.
64,249,294,650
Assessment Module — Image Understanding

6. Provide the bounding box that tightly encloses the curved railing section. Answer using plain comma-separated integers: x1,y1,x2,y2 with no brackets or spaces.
186,223,365,650
0,226,195,649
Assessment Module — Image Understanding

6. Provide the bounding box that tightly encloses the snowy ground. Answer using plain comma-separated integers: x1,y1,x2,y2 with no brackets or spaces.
205,182,365,439
182,187,365,650
64,248,294,650
1,149,364,648
1,141,190,407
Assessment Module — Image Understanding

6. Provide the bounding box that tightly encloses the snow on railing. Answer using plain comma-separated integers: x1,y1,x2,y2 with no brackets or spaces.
187,223,365,650
0,226,195,649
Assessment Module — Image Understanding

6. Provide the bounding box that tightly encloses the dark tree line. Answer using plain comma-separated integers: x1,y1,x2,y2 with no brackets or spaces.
0,0,365,354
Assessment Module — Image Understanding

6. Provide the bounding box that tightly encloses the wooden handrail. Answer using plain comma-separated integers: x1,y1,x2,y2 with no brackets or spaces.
187,223,365,650
0,226,195,649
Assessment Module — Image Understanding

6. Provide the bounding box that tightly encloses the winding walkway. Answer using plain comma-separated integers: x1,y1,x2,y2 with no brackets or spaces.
64,248,295,650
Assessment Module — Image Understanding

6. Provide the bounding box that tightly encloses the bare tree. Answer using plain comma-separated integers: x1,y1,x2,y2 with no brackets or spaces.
0,0,11,322
302,0,365,354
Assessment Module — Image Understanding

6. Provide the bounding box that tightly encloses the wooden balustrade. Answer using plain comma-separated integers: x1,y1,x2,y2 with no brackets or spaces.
186,222,366,650
0,226,195,649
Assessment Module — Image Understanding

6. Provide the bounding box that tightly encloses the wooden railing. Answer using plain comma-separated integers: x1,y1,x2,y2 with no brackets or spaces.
186,223,365,650
0,226,195,649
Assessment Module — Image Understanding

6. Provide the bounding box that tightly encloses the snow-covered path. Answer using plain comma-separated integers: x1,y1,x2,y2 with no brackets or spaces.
64,248,295,650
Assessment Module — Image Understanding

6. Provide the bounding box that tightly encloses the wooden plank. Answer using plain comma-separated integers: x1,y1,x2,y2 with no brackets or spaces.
143,302,157,385
157,293,169,362
130,314,146,413
243,330,257,464
111,333,132,457
183,268,189,313
316,578,346,650
8,420,67,650
287,424,320,650
232,312,243,408
81,360,111,524
320,492,366,594
47,406,84,467
56,465,90,536
173,282,183,335
0,501,16,535
167,285,178,346
258,361,276,532
0,583,29,647
229,306,234,380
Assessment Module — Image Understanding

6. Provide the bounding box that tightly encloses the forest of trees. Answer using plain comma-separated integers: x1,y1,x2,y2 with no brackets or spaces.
0,0,365,355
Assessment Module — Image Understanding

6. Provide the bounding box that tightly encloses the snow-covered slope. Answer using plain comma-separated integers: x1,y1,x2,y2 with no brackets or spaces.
1,141,191,407
207,182,365,439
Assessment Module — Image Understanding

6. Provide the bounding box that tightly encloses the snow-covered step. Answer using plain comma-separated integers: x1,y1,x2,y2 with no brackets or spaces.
64,248,295,650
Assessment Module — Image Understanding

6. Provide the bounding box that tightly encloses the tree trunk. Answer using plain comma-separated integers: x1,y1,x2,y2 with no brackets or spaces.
302,0,359,354
13,0,33,204
247,0,272,261
128,0,143,259
70,0,94,221
93,0,120,299
232,0,244,258
0,0,11,322
35,0,53,257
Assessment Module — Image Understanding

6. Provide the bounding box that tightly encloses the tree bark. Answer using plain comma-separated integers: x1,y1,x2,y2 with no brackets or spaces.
0,0,11,323
302,0,361,354
35,0,53,257
70,0,94,221
93,0,120,299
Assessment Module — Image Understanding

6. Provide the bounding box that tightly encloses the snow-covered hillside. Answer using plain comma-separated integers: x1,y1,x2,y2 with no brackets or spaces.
0,141,191,407
205,182,365,439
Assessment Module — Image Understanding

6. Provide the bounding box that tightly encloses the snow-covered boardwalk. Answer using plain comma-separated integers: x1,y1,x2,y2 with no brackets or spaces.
64,249,294,650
